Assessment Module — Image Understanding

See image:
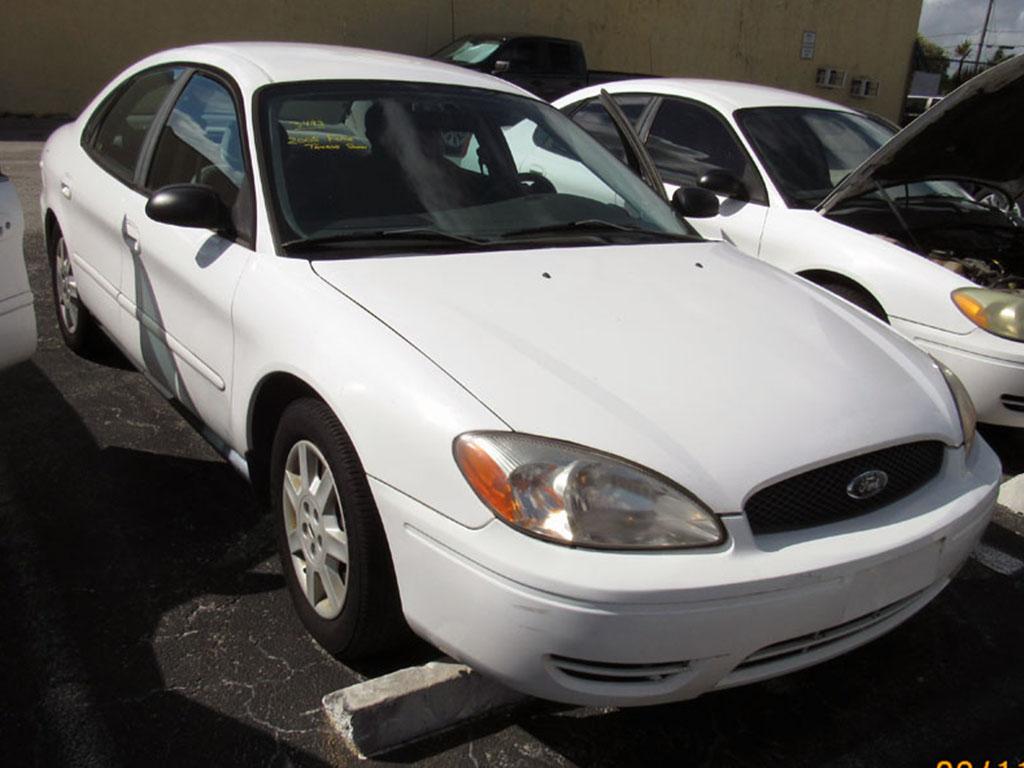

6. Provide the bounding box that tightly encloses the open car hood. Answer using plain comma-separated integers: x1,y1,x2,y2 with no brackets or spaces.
818,54,1024,214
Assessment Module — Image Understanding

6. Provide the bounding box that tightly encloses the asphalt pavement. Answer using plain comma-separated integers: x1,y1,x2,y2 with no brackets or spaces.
1,127,1022,768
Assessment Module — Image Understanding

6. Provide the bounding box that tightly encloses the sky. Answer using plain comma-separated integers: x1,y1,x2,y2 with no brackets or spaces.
918,0,1024,59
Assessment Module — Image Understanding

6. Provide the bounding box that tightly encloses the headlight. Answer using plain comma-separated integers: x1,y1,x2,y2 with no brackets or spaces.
453,432,725,550
932,358,977,456
952,288,1024,341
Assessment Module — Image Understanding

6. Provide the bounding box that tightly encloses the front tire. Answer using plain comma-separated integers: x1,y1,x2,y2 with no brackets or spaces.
49,230,94,352
270,398,409,659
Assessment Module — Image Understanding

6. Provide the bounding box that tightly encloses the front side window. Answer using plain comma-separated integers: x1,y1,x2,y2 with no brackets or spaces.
502,40,545,74
568,96,651,164
645,98,765,202
89,68,184,183
736,107,895,208
547,43,578,75
259,82,695,253
147,73,246,211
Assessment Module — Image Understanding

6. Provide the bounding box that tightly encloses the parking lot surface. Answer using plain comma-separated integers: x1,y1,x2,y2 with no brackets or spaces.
1,129,1022,767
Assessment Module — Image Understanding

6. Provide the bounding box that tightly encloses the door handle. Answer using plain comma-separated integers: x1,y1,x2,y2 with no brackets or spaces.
60,179,72,199
121,216,141,256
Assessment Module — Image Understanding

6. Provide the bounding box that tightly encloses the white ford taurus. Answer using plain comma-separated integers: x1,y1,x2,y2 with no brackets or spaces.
557,59,1024,432
40,43,999,706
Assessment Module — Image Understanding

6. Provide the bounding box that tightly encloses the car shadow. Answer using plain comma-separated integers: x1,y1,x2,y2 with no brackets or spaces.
979,423,1024,476
0,361,339,767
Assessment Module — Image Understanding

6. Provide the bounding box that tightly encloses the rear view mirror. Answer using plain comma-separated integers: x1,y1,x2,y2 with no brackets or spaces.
146,183,233,234
699,169,747,200
672,187,720,219
492,60,511,75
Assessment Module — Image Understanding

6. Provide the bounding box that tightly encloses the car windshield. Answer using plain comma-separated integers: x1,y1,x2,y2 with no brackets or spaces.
259,82,695,255
433,38,503,65
736,107,896,208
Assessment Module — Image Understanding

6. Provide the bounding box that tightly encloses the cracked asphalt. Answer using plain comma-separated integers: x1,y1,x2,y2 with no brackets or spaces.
1,124,1023,768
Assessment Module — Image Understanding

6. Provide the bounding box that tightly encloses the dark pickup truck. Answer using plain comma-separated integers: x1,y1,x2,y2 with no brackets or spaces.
431,34,645,102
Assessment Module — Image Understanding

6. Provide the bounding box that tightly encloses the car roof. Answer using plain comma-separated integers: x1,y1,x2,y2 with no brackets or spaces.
558,78,855,115
135,41,531,96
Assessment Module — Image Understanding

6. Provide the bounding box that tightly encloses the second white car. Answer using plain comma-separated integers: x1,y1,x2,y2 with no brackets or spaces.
557,60,1024,429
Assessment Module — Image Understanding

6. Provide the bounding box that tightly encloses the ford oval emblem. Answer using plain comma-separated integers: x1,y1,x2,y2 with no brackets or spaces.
846,470,889,500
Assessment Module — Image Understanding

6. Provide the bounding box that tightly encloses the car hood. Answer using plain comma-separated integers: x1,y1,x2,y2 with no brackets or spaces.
312,241,960,513
818,54,1024,214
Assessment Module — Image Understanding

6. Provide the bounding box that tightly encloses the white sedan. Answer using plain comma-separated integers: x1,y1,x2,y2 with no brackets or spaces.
0,170,36,370
556,60,1024,430
40,43,998,707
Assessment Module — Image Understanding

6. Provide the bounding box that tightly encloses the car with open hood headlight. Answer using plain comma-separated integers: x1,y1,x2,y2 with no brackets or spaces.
556,57,1024,431
39,43,999,707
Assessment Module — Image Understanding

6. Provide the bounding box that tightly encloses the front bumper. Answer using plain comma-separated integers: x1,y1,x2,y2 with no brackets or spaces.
373,439,999,707
892,319,1024,428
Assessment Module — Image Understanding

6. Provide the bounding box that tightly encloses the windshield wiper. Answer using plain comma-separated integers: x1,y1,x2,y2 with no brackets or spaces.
281,227,492,250
500,219,695,241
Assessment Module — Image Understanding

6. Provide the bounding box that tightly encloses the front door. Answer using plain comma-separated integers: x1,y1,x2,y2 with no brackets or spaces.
119,71,254,441
643,97,769,257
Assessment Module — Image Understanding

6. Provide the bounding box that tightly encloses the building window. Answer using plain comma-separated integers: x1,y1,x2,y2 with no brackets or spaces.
850,78,880,98
815,68,846,89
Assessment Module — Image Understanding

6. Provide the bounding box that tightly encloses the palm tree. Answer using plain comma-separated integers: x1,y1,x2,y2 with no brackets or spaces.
955,39,973,81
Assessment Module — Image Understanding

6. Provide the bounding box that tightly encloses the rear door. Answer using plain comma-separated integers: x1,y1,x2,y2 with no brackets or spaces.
68,67,184,334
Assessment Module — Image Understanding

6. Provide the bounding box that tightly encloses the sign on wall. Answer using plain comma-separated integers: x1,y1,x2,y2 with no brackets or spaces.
801,31,816,60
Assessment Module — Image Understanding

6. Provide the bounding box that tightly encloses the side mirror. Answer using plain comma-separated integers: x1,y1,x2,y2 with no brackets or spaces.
698,169,747,200
672,187,720,219
492,60,511,75
145,183,233,234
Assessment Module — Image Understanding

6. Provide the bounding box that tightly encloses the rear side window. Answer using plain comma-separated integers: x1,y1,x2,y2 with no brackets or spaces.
645,98,767,203
146,74,246,211
88,68,183,184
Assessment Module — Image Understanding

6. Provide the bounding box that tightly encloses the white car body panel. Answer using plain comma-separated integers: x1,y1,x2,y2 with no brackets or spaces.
556,79,1024,427
0,176,36,370
39,43,1000,706
312,242,959,515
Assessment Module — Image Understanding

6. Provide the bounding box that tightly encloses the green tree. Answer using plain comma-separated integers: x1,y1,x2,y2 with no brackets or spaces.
916,34,949,74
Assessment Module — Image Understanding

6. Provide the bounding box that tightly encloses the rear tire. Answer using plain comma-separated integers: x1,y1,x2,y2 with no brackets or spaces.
49,229,94,352
820,281,888,323
270,397,410,659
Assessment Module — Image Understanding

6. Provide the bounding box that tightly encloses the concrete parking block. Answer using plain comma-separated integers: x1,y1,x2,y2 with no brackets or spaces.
322,660,526,758
998,473,1024,515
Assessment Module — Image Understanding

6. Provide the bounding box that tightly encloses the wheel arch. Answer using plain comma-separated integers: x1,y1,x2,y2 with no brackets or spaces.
246,371,327,502
796,269,888,319
44,209,60,256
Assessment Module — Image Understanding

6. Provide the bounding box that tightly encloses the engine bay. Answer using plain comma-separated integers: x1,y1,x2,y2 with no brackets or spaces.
827,195,1024,294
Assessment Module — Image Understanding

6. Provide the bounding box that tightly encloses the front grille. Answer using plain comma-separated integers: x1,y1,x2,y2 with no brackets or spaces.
745,441,944,534
548,655,689,684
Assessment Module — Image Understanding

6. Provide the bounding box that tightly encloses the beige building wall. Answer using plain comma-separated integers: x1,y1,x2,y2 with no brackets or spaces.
1,0,921,122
